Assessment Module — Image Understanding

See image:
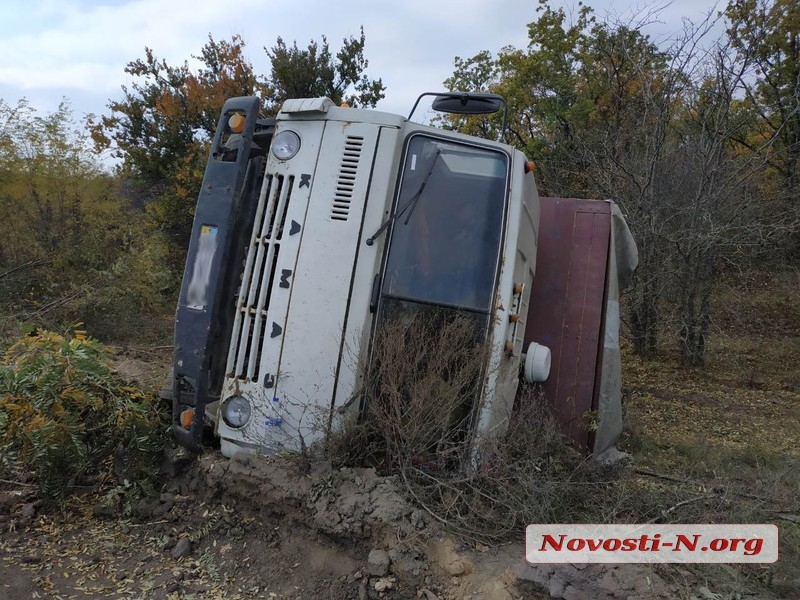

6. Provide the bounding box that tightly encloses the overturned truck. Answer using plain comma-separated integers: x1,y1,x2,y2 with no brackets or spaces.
168,93,637,461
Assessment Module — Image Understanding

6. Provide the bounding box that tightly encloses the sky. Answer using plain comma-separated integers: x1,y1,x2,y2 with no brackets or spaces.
0,0,724,124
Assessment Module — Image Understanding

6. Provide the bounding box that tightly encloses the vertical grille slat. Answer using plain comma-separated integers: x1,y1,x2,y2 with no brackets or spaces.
227,173,296,382
226,169,271,375
330,136,363,222
234,176,281,377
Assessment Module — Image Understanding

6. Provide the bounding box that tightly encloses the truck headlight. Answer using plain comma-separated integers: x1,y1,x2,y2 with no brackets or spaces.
221,395,251,428
272,130,301,161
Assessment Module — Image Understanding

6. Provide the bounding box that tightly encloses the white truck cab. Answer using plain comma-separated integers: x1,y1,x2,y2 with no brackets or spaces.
170,93,545,458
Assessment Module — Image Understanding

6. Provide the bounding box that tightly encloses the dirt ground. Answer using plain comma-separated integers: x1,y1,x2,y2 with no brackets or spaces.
2,448,697,600
2,274,799,600
2,437,798,600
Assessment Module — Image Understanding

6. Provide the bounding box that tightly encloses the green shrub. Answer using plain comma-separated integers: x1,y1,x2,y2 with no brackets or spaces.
0,330,167,504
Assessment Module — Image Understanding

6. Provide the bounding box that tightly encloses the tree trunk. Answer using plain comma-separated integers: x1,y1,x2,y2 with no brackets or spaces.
678,255,715,367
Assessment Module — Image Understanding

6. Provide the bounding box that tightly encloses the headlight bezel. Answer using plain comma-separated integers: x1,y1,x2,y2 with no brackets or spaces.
221,395,252,429
271,130,301,161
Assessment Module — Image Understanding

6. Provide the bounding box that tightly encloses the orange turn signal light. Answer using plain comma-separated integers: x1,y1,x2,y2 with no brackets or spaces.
228,113,246,134
180,408,194,428
525,161,536,173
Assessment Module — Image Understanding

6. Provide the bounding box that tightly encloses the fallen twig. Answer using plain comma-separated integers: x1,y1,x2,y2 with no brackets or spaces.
23,289,86,320
775,514,800,524
632,467,689,484
0,255,53,281
632,467,773,502
0,478,37,488
649,494,715,523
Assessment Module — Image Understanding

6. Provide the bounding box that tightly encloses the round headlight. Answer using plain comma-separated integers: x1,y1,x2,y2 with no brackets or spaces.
221,395,251,428
272,130,301,161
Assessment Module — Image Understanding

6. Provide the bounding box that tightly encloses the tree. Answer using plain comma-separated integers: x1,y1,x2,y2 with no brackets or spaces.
725,0,800,255
0,99,170,340
440,1,790,365
1,99,107,267
499,1,596,195
440,3,676,356
574,23,682,358
93,35,264,179
439,51,502,140
94,30,385,270
91,35,266,264
264,27,386,113
658,45,773,365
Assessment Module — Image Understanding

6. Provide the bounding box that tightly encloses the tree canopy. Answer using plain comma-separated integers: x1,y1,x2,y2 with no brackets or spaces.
91,30,385,267
441,0,797,365
1,9,795,368
264,27,386,113
0,100,171,341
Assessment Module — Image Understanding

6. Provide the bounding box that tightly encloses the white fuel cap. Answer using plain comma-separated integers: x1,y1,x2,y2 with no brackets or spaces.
524,342,551,382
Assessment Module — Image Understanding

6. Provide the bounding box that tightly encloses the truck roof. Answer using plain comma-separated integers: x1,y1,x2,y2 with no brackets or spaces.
279,97,406,128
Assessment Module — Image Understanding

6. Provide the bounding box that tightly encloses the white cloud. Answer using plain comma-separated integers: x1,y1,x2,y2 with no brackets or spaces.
0,0,721,121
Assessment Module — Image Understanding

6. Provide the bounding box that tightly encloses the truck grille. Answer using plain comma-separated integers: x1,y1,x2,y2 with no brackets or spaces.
330,136,364,221
227,173,295,382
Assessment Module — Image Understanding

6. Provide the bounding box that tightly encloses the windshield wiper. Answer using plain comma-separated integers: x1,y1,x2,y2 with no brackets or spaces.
366,149,441,246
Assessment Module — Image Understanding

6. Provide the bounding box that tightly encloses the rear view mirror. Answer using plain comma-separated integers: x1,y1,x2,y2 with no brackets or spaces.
408,92,508,142
431,94,504,115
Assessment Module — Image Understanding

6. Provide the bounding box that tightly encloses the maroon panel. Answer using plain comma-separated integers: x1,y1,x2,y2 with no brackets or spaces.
523,198,611,449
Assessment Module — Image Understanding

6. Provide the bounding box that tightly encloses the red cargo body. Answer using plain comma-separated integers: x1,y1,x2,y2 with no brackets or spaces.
524,197,612,450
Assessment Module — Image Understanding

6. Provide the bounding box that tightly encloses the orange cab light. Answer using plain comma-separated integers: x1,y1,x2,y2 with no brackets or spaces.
525,161,536,174
340,102,350,108
180,408,194,428
228,113,246,134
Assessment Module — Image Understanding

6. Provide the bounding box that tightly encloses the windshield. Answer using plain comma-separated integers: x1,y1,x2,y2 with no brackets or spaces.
382,135,508,312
